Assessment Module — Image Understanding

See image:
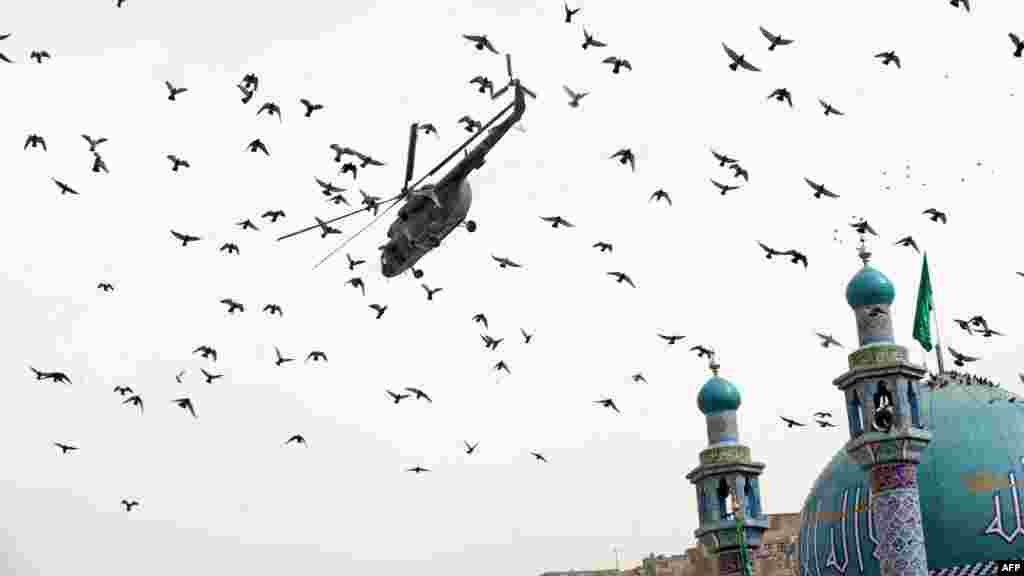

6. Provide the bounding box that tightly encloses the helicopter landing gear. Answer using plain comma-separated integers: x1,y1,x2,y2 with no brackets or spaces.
413,268,424,279
464,220,477,233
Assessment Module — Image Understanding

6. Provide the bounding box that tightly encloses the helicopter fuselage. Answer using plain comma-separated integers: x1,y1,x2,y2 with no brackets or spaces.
380,177,472,278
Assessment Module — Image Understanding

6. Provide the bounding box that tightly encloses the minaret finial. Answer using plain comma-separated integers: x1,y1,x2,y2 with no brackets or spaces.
709,350,720,377
856,232,871,266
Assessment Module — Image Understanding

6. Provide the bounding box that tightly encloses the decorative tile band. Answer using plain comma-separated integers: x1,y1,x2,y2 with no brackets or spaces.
872,463,918,492
929,561,996,576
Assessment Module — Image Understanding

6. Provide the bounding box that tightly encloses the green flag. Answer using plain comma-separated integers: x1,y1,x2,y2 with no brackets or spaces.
913,253,934,352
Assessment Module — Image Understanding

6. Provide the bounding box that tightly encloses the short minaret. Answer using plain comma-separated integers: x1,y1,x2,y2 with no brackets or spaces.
686,354,769,576
834,236,932,576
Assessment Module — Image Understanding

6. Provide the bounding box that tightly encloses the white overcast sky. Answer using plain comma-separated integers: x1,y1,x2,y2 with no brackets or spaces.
2,0,1023,574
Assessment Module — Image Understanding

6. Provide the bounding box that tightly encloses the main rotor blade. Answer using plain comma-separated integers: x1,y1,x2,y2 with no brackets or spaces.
312,197,402,270
404,123,418,191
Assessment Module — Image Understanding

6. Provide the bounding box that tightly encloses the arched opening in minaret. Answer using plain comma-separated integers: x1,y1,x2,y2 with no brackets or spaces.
872,382,894,432
848,390,864,436
906,381,921,428
743,476,755,517
717,477,731,519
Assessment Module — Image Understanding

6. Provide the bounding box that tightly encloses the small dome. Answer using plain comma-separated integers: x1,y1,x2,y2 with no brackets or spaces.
697,376,741,415
845,265,895,308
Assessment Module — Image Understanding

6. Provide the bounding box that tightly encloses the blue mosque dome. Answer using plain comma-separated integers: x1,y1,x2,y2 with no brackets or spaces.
697,375,741,415
845,265,895,308
798,374,1024,576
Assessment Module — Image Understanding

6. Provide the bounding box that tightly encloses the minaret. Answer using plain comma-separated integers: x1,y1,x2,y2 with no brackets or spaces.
834,235,932,576
686,354,769,576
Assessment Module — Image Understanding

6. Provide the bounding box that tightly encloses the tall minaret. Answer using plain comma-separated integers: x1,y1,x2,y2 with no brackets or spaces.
834,235,932,576
686,354,769,576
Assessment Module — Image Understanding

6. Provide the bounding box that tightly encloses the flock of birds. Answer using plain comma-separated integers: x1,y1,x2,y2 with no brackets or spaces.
9,1,1024,522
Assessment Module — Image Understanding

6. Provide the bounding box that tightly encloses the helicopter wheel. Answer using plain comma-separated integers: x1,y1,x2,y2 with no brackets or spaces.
413,269,424,279
464,220,477,233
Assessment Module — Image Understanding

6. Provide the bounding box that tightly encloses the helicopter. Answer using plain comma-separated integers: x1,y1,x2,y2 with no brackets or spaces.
277,53,532,279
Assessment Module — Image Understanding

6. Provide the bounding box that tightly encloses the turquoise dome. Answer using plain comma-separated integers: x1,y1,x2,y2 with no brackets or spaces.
798,378,1024,576
697,376,741,415
845,265,895,308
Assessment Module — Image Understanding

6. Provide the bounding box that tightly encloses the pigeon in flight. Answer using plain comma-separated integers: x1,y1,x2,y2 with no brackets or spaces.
200,368,223,384
710,179,740,196
457,116,482,133
422,284,443,301
540,216,574,229
273,347,294,367
300,98,324,117
237,83,255,104
781,250,808,268
767,88,793,107
632,373,647,384
530,451,548,463
690,345,714,358
780,417,805,428
246,139,270,155
219,243,240,255
658,333,685,345
346,254,365,270
520,328,533,344
407,466,430,474
284,434,307,447
922,208,947,224
405,387,432,403
91,153,109,173
564,2,581,23
758,242,783,259
469,76,494,96
493,359,509,376
819,99,844,116
315,217,341,238
170,230,201,247
121,500,140,511
850,220,878,237
237,219,259,231
729,164,750,182
594,398,620,413
711,150,737,166
240,73,259,93
759,27,794,51
369,304,388,319
113,385,133,396
173,397,197,418
893,236,920,253
472,313,488,330
582,28,606,50
481,335,503,351
609,148,635,171
650,189,672,205
29,367,72,385
81,134,108,152
54,442,78,454
462,34,498,53
1011,33,1024,58
419,123,439,137
813,411,832,418
29,50,51,63
804,178,839,199
164,81,187,101
24,134,46,150
464,441,479,454
953,319,974,334
123,394,143,414
193,345,217,362
563,85,588,108
592,242,613,253
346,277,366,296
874,51,901,69
602,56,631,74
948,346,979,367
306,351,327,363
607,271,636,288
386,390,411,404
257,102,283,122
97,282,114,292
166,155,190,172
262,210,286,223
815,333,843,348
52,179,78,196
722,43,761,71
815,420,837,428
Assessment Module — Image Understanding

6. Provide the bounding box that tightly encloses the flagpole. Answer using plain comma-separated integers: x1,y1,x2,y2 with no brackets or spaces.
928,252,946,374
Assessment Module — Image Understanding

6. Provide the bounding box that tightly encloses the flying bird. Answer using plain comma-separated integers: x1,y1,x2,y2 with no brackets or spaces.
170,230,201,247
780,417,805,428
782,249,809,268
464,441,479,454
200,368,223,384
24,134,46,150
407,466,430,474
711,150,737,166
759,27,794,51
29,50,51,63
123,395,143,415
387,390,411,404
422,284,443,301
850,220,878,237
729,164,750,182
306,351,328,363
173,397,197,418
284,434,307,446
257,102,282,121
593,242,613,253
649,189,671,205
948,346,980,367
594,398,620,413
219,298,244,314
91,153,109,174
347,277,366,296
815,420,837,428
273,347,294,367
54,442,78,454
113,385,133,396
29,367,72,385
315,216,341,238
609,148,636,171
819,99,844,116
632,373,647,384
564,2,581,23
493,360,511,374
520,328,533,344
563,85,588,108
193,345,217,362
815,333,843,348
469,76,494,96
722,43,761,71
262,209,286,223
97,282,114,292
237,83,255,104
300,98,324,117
81,134,108,152
530,452,548,463
607,271,636,288
237,219,259,231
922,208,947,224
804,178,839,199
813,411,832,418
166,155,190,171
950,0,970,12
219,243,239,255
1011,33,1024,58
658,333,685,345
246,139,269,155
405,387,432,403
369,304,388,319
472,313,488,330
767,88,793,107
602,56,632,74
347,254,365,270
540,216,574,229
457,115,482,133
164,81,187,101
121,499,140,512
874,51,901,69
690,345,715,358
758,242,783,259
710,179,740,196
953,319,974,334
582,28,606,49
893,236,920,253
481,335,503,351
462,34,498,53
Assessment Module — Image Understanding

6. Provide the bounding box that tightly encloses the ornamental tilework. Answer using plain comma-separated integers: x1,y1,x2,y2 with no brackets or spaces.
872,489,928,576
929,562,996,576
872,463,917,492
